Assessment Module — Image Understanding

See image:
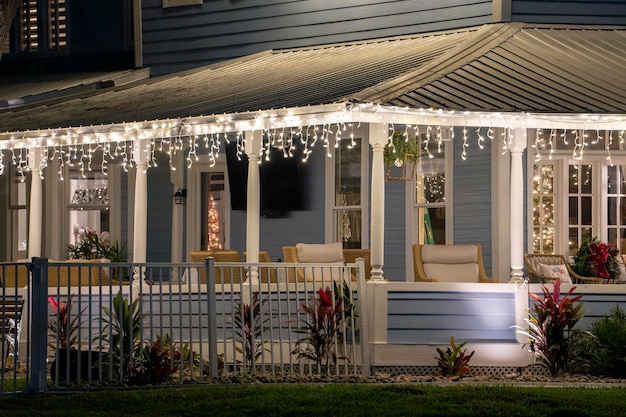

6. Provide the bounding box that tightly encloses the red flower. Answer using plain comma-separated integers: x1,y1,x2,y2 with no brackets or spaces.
589,242,610,279
317,287,334,318
318,287,332,306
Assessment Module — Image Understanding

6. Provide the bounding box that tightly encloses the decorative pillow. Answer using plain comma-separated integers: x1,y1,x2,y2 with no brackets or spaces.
539,263,572,284
296,243,344,263
296,243,349,282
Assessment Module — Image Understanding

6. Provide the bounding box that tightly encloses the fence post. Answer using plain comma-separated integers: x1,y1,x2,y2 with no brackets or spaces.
356,258,371,377
206,257,218,379
28,257,48,393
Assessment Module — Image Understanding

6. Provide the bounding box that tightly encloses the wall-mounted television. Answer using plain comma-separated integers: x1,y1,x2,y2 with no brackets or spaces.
225,142,303,216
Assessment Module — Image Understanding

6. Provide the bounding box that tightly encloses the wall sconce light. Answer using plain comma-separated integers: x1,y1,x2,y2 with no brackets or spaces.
173,188,187,205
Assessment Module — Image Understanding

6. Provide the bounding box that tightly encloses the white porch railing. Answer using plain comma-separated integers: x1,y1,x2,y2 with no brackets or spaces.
1,257,369,393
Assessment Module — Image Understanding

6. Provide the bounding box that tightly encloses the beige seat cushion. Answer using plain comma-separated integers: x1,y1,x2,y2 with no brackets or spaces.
421,245,480,282
296,243,350,282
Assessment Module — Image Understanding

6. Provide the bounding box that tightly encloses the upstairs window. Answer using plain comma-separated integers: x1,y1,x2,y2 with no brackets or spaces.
18,0,67,54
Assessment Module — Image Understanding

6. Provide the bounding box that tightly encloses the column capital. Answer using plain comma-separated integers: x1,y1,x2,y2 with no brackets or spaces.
507,128,527,153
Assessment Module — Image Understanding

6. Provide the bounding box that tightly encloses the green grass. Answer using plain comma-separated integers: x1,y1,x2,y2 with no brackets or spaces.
2,384,626,416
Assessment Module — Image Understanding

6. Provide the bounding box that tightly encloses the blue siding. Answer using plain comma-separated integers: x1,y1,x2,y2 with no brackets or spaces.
453,127,493,277
387,290,518,343
512,0,626,24
229,143,326,262
147,153,174,262
530,287,626,330
384,181,407,282
142,0,492,75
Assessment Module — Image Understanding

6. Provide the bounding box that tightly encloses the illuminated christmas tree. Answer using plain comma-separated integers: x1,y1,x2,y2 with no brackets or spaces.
207,194,222,250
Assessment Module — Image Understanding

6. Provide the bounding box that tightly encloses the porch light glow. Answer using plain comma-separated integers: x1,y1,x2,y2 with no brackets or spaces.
0,103,625,178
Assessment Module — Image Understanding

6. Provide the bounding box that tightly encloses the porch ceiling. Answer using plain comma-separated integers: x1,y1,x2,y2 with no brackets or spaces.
0,22,625,137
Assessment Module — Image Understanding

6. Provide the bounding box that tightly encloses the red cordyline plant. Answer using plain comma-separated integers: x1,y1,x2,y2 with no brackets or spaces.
292,286,349,374
514,280,587,376
48,293,87,350
233,292,270,371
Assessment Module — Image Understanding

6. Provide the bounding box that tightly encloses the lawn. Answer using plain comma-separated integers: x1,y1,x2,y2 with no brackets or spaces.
1,384,626,416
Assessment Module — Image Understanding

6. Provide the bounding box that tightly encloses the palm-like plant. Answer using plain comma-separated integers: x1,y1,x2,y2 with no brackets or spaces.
292,287,349,374
514,281,587,376
233,292,270,370
96,291,143,381
48,293,86,350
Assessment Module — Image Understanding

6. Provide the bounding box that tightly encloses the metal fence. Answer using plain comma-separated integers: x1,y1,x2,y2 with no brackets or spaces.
0,257,368,393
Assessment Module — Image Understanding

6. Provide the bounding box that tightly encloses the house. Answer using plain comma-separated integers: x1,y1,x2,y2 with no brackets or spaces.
0,0,625,286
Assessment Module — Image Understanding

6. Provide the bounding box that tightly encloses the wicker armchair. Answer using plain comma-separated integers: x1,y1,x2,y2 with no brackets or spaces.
282,245,371,282
243,251,277,283
189,250,245,284
412,244,498,283
524,254,604,284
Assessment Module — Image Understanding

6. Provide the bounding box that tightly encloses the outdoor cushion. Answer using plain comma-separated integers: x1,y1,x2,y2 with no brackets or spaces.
539,263,573,284
296,242,349,282
421,244,478,264
296,242,344,263
422,263,480,282
420,244,480,282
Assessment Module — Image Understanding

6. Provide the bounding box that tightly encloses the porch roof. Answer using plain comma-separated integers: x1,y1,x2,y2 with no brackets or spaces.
0,22,625,142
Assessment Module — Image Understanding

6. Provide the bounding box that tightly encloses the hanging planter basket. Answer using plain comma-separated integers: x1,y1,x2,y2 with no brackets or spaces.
384,131,420,181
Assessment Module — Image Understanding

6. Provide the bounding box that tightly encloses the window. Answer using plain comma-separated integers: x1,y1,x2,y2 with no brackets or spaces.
8,165,29,260
68,165,109,250
332,137,364,248
530,128,626,257
413,128,449,245
18,0,67,54
532,163,555,253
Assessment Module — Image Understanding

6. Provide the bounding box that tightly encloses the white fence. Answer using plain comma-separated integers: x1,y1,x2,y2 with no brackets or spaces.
0,257,368,393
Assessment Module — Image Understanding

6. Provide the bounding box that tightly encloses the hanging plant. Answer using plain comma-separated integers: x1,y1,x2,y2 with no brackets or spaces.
384,131,420,181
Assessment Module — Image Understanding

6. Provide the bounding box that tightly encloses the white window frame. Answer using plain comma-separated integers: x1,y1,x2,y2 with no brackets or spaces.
325,124,370,248
186,156,231,257
405,135,453,279
527,147,626,258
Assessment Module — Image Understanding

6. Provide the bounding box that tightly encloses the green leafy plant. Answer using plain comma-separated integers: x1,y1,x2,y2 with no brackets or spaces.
96,291,143,382
575,306,626,377
435,336,475,377
68,229,126,262
48,293,86,350
383,131,419,167
514,281,587,376
292,286,349,374
570,237,619,281
333,280,357,323
233,292,270,370
129,334,182,384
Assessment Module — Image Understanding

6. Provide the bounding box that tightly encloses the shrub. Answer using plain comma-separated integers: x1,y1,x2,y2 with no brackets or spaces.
514,281,586,376
435,336,474,377
48,293,86,350
233,292,270,371
292,286,349,374
579,306,626,377
96,291,143,382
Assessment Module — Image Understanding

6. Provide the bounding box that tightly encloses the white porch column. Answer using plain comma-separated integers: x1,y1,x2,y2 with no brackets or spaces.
170,151,184,262
509,128,527,282
245,130,262,283
133,139,149,263
27,148,43,259
369,123,387,281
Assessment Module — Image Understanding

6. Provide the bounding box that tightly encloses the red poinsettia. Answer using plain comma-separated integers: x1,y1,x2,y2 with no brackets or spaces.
589,242,611,279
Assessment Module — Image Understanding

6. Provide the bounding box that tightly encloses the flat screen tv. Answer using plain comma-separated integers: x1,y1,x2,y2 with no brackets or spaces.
225,142,303,215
